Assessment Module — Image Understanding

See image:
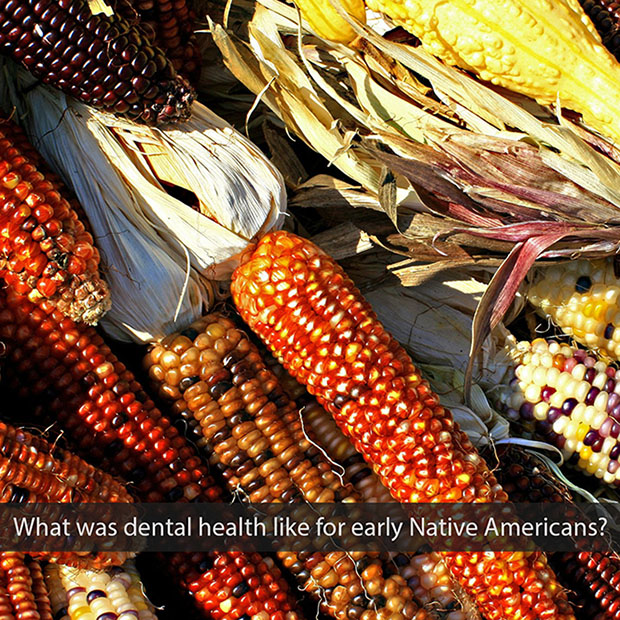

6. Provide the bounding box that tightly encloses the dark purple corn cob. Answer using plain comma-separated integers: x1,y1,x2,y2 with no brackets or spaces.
580,0,620,60
0,0,195,124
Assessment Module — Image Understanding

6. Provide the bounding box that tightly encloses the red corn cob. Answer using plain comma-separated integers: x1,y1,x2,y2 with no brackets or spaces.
0,554,53,620
0,118,109,325
487,445,620,620
0,287,303,620
231,230,575,620
0,0,194,124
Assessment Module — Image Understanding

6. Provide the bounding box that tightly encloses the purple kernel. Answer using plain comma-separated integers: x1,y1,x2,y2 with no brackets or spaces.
612,404,620,422
96,614,118,620
562,398,578,415
584,430,600,446
608,367,617,378
600,417,613,438
585,368,596,382
608,393,620,412
605,323,615,339
609,460,620,474
537,420,552,435
86,590,106,604
509,377,519,388
585,386,600,406
592,438,604,453
565,358,578,372
547,407,562,424
555,435,567,449
612,423,620,439
574,349,587,362
585,356,596,368
541,386,556,402
520,402,535,421
610,444,620,460
606,378,617,393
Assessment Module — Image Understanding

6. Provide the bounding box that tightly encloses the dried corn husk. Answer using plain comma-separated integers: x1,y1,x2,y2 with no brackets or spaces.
207,0,620,365
0,59,286,343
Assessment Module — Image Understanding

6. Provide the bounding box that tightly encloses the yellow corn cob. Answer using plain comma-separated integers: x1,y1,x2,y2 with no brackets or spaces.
44,561,158,620
526,258,620,359
292,0,366,44
361,0,620,144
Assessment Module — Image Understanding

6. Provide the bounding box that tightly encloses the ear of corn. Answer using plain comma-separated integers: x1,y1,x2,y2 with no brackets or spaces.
231,230,574,620
527,258,620,360
486,445,620,620
0,0,194,124
360,0,620,144
291,0,367,44
145,313,430,620
497,338,620,484
0,287,303,620
0,118,109,325
0,553,53,620
44,560,158,620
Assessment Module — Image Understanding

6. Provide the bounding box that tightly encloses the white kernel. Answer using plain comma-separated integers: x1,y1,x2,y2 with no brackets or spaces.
548,341,561,355
509,393,525,409
603,471,615,484
571,365,586,381
604,287,620,303
575,380,590,402
594,391,609,411
592,411,607,430
532,366,548,387
549,391,565,408
555,372,572,394
565,439,577,452
516,364,532,383
525,384,541,402
540,353,553,368
534,402,549,421
602,437,615,454
565,419,580,440
593,372,608,389
545,367,560,387
553,416,568,435
582,405,595,424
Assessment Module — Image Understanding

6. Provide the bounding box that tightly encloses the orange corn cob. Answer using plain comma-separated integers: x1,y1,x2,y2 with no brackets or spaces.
145,314,429,620
0,287,302,620
0,118,109,325
487,445,620,620
0,554,52,620
231,230,575,620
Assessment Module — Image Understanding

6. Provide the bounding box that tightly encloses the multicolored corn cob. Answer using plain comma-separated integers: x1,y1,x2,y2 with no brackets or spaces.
0,0,194,124
579,0,620,60
145,314,429,620
526,258,620,360
110,0,201,80
486,445,620,620
231,230,574,620
0,287,303,620
0,118,109,325
45,560,158,620
497,338,620,484
0,553,52,620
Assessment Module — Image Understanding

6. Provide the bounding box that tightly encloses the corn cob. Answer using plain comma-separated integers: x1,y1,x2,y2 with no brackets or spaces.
145,314,429,620
497,338,620,484
0,553,53,620
291,0,367,44
526,258,620,361
0,118,109,325
109,0,202,80
0,0,194,124
45,560,158,620
267,358,475,620
485,445,620,620
354,0,620,144
231,230,574,620
579,0,620,60
0,288,303,620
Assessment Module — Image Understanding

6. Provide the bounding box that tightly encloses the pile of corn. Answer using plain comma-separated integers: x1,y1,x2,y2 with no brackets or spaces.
1,0,620,619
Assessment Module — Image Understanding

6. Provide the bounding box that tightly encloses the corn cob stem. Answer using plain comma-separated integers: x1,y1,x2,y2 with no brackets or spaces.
231,230,574,620
0,0,194,124
145,314,429,620
0,288,303,620
0,118,109,325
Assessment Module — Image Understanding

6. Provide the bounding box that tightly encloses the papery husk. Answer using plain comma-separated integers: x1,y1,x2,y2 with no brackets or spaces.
206,0,620,368
0,59,286,344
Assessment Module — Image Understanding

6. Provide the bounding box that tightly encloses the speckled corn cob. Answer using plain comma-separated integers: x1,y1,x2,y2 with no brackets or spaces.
45,560,158,620
0,554,53,620
0,118,109,325
0,0,194,124
486,445,620,620
579,0,620,60
0,288,303,620
145,314,428,620
231,230,574,620
497,338,620,484
526,258,620,360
